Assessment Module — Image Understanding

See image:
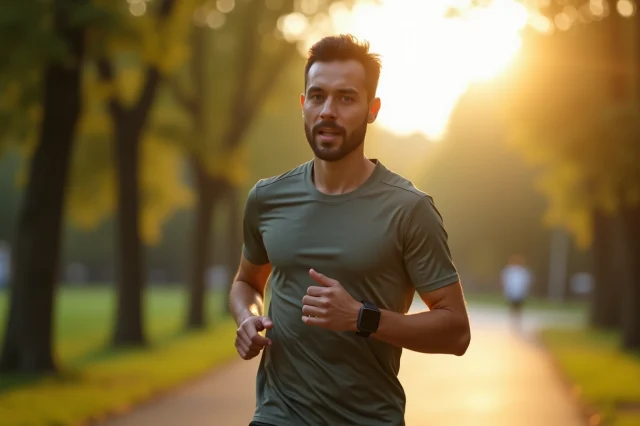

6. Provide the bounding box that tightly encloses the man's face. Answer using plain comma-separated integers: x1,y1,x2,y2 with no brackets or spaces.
301,59,380,162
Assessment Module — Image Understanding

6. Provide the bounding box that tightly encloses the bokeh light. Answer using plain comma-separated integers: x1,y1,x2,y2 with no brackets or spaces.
289,0,530,140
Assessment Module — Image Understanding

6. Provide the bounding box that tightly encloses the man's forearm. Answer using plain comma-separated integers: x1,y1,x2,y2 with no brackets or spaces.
368,309,470,356
229,280,265,326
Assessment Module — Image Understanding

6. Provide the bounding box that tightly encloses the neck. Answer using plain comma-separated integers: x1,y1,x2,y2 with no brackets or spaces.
312,150,376,195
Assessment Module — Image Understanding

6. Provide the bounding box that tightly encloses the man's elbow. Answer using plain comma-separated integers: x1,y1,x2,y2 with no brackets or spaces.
452,320,471,356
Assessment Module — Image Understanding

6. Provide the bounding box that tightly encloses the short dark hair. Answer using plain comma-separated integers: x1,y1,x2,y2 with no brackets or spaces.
304,34,382,100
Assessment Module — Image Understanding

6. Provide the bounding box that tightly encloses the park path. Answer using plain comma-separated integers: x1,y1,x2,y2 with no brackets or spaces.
96,303,587,426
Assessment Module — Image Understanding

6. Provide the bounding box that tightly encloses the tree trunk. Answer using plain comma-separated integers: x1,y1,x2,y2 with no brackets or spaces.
186,161,217,329
111,116,146,346
616,1,640,351
0,0,86,373
620,203,640,350
96,0,175,348
589,211,623,329
185,25,215,330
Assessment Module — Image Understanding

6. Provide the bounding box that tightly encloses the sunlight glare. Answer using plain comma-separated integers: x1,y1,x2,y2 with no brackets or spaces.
298,0,530,140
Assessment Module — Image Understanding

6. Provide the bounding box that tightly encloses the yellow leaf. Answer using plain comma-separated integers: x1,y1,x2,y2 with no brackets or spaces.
140,135,194,246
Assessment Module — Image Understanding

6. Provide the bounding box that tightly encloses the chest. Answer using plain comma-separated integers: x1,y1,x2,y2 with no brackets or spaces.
260,201,403,274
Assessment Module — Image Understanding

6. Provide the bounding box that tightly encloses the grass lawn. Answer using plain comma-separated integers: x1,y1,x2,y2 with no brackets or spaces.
0,285,239,426
540,328,640,426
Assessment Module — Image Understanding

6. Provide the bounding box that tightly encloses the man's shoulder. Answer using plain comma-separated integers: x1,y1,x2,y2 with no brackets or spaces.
377,164,431,206
253,161,309,194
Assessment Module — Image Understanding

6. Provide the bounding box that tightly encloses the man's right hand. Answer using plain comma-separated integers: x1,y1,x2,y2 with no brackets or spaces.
235,316,273,360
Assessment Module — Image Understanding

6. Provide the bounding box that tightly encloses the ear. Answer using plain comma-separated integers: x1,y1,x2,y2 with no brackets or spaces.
367,97,381,124
300,93,305,109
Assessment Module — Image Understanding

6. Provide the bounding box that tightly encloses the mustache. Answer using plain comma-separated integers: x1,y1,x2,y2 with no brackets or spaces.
312,121,345,135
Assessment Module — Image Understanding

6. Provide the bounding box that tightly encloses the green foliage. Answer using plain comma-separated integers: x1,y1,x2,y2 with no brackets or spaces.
501,18,640,247
173,0,356,184
540,327,640,425
0,1,118,151
66,103,194,246
0,287,236,426
60,1,200,245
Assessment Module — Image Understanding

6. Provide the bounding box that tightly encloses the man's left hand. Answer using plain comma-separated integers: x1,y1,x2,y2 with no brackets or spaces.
302,269,361,332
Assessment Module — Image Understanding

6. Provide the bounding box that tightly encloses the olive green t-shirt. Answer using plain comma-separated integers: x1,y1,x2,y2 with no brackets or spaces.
243,159,459,426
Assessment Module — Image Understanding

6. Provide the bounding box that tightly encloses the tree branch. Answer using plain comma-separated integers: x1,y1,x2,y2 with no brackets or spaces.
225,41,299,150
97,0,176,124
96,58,123,120
132,0,175,122
223,3,265,149
191,25,207,132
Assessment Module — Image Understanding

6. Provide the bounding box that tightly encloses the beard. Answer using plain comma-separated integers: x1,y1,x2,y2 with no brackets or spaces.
304,116,368,162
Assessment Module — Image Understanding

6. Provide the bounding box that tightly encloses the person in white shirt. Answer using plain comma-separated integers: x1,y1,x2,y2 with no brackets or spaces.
500,254,532,331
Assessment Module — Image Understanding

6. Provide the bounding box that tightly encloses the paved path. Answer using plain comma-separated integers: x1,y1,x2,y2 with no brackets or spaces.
97,304,587,426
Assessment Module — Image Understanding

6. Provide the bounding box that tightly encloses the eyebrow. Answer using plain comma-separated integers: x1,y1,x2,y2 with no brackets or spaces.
307,86,360,95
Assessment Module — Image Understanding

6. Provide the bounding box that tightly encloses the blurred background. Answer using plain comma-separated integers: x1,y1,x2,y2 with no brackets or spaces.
0,0,639,425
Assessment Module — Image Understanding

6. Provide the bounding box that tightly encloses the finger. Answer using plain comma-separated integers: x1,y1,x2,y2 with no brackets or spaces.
244,349,260,360
249,341,267,353
306,286,328,297
236,341,249,356
238,339,263,360
261,317,274,329
245,318,272,341
302,294,326,307
247,329,271,346
250,331,272,347
236,328,253,348
302,305,325,317
309,269,337,287
302,315,326,327
240,347,259,360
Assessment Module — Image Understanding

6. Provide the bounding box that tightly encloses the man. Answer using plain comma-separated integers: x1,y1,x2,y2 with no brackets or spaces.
229,34,470,426
500,253,532,332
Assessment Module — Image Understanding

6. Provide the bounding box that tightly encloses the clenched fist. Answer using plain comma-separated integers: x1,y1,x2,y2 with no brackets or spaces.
235,316,273,360
301,269,360,332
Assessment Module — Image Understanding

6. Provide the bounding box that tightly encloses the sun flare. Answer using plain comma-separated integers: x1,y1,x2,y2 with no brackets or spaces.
297,0,530,140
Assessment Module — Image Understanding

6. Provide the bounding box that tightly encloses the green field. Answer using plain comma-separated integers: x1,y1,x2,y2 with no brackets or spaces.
0,285,239,426
540,328,640,426
0,285,229,371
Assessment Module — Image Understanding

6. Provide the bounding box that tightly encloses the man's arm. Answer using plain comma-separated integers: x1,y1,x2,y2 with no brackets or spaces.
370,282,470,356
229,254,272,326
302,272,470,356
302,196,470,355
229,254,274,360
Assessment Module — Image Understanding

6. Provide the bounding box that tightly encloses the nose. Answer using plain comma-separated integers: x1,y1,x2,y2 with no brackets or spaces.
319,98,337,120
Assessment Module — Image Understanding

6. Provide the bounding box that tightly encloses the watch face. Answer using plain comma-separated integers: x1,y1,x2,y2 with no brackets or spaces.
360,308,380,332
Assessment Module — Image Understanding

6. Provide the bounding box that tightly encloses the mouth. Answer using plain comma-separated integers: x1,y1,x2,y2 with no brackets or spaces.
316,127,343,142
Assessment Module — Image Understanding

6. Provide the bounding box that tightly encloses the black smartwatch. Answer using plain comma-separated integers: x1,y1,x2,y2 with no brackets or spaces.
356,300,380,337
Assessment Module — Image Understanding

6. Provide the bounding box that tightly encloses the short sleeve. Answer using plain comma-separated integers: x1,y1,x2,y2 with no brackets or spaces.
403,196,459,294
242,183,269,265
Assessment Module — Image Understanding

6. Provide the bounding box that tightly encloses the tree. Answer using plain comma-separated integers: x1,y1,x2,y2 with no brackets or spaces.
0,0,89,373
618,9,640,349
170,0,352,328
589,11,629,330
91,0,197,346
500,3,640,349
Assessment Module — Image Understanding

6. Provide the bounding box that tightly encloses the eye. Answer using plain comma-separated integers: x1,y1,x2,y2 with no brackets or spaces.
341,96,354,103
309,94,324,101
